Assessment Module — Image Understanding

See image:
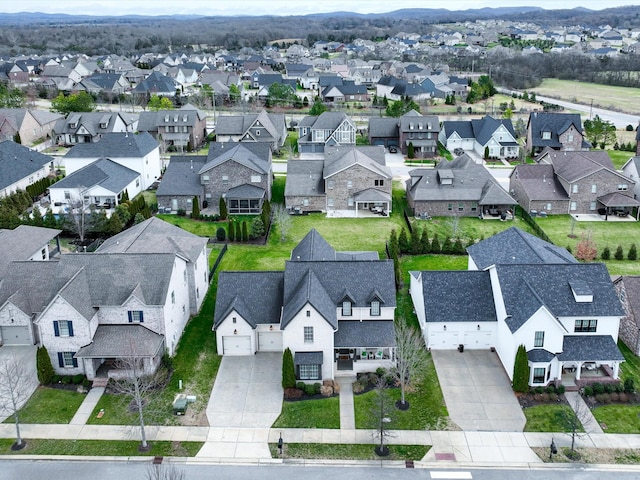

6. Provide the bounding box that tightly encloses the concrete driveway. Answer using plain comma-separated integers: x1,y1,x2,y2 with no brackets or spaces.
0,346,38,422
432,349,526,432
206,353,283,428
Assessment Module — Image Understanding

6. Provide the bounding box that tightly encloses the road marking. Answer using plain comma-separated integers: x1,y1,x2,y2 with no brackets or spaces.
430,473,472,479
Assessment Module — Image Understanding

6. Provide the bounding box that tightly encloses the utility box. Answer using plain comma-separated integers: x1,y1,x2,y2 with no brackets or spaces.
173,394,188,415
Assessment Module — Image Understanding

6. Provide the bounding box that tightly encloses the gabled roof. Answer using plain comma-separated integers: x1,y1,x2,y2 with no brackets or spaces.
97,217,208,263
291,228,336,261
155,155,206,197
368,117,399,137
558,335,624,362
510,164,569,201
467,227,577,270
497,263,624,332
527,112,586,149
133,71,178,94
417,270,497,323
50,158,139,193
471,116,516,146
284,159,325,197
75,325,164,358
199,142,270,175
541,150,629,184
0,140,53,190
298,112,352,131
335,320,395,347
0,225,61,276
65,132,158,158
281,269,337,329
323,146,391,179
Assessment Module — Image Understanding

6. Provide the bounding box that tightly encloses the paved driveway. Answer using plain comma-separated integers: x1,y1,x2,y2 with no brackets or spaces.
206,353,283,428
432,349,526,432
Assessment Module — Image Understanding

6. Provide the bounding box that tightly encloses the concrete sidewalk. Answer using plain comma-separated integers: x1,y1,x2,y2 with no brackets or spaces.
70,387,105,425
335,375,356,430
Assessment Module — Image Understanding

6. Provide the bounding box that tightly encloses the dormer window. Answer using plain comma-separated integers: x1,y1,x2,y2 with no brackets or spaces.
342,300,352,316
570,280,593,303
542,131,551,140
164,116,169,122
370,300,380,316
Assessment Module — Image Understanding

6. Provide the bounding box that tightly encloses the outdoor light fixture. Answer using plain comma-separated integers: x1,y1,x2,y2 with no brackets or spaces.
550,438,557,459
233,329,237,335
443,325,447,331
270,325,273,331
278,433,283,455
477,324,480,330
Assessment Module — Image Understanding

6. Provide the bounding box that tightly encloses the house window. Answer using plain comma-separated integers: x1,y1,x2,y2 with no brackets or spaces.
542,131,551,140
222,175,229,185
41,248,47,260
205,193,212,199
447,203,453,211
327,198,334,207
570,201,577,211
618,184,628,191
534,331,544,348
568,134,574,142
304,326,314,343
54,320,74,337
303,198,309,206
342,300,352,316
251,175,261,183
232,317,236,323
136,178,140,188
590,201,597,211
375,179,384,187
572,184,578,193
591,184,597,193
471,203,478,212
458,203,464,212
371,300,380,316
575,319,597,332
299,364,320,380
171,291,175,304
64,191,71,200
327,180,334,190
128,311,144,323
347,180,353,190
533,367,546,384
546,203,552,211
201,175,210,184
59,352,77,368
348,197,354,207
306,310,310,317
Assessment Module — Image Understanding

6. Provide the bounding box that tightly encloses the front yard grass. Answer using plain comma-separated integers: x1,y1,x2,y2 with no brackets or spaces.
353,355,448,430
591,404,640,434
4,387,85,424
523,404,582,432
0,439,203,456
272,396,340,429
269,443,429,461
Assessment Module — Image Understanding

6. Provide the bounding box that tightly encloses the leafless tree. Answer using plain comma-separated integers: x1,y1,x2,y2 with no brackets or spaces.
146,463,185,480
62,193,91,244
371,376,395,456
391,320,429,410
562,393,593,453
272,204,293,242
0,353,37,450
109,355,168,451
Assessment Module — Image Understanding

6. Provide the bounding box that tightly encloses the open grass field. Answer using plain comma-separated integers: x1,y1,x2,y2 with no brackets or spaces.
530,79,640,116
608,149,636,170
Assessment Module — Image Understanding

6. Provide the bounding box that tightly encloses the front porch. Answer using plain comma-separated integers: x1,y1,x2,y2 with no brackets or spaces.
335,347,395,373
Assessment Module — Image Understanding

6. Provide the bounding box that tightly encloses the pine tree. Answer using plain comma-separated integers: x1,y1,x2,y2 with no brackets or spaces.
235,222,242,242
601,246,611,260
431,233,441,253
219,196,228,220
282,348,296,389
453,238,464,255
420,228,430,254
388,229,399,259
191,196,200,219
407,142,415,159
512,344,529,393
629,243,638,261
615,245,624,260
441,236,453,254
36,346,55,385
228,219,235,241
398,228,409,254
410,227,421,255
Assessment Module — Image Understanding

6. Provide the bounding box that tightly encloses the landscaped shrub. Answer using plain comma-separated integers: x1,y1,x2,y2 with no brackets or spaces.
512,344,529,393
615,245,624,260
235,222,242,242
352,381,365,394
52,375,62,384
430,234,441,254
441,237,453,254
82,378,90,388
583,386,593,396
549,393,558,402
453,239,465,255
410,227,421,254
284,387,303,400
36,346,55,385
177,209,186,217
227,220,235,241
535,386,544,394
556,384,565,395
629,243,637,260
619,392,629,402
398,228,410,254
282,348,296,389
61,376,72,384
219,197,228,220
420,229,430,254
304,383,316,396
296,381,306,391
545,386,555,394
601,246,611,260
614,383,624,393
596,393,611,404
216,227,226,241
610,392,620,402
72,374,85,385
603,383,614,394
624,378,635,393
376,367,386,377
592,382,605,395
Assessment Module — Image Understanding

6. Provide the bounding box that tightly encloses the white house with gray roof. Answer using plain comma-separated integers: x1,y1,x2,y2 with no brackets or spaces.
53,112,137,146
64,132,161,190
0,140,54,198
410,227,625,388
214,229,396,382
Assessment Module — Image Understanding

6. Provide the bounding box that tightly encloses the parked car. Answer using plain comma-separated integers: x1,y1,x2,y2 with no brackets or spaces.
388,146,398,153
454,148,464,156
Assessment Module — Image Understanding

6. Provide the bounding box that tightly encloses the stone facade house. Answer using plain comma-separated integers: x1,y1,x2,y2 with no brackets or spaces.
526,112,591,156
614,276,640,356
398,110,440,158
137,104,207,151
0,109,63,145
297,112,356,158
214,110,287,152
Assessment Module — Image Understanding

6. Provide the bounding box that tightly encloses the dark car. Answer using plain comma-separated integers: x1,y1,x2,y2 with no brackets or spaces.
388,146,398,153
454,148,464,156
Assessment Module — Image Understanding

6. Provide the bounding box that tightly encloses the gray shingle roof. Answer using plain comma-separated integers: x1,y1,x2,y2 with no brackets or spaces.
528,112,586,149
368,117,399,137
470,116,516,146
323,146,391,179
199,142,271,175
294,351,323,365
133,71,178,94
334,320,395,348
51,158,139,193
418,270,497,323
558,335,624,362
497,263,624,333
527,349,555,363
0,225,60,275
597,192,640,207
75,325,164,358
284,159,325,197
155,155,206,196
441,120,474,140
467,227,577,270
225,184,266,199
0,140,52,190
291,228,337,261
64,132,159,158
510,164,569,201
543,150,621,183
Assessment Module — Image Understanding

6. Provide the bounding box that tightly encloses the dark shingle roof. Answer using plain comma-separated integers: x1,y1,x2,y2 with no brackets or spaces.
467,227,577,270
51,158,138,193
0,140,52,190
291,229,336,261
528,349,555,362
65,132,158,158
0,225,60,276
510,164,569,201
294,351,323,365
199,142,270,175
284,159,325,197
528,112,585,149
558,335,624,362
368,117,399,137
334,320,395,347
75,325,164,358
155,155,206,197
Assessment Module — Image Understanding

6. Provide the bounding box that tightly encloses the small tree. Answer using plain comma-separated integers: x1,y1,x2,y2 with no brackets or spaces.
0,354,36,450
561,394,593,456
272,204,293,242
615,245,624,260
227,219,235,241
191,196,200,219
36,346,55,385
398,228,409,254
371,376,395,456
388,229,399,259
282,348,296,389
601,246,611,260
241,220,248,242
219,197,228,220
575,231,597,262
420,228,431,254
410,226,421,255
512,344,529,393
441,236,453,254
629,243,637,261
391,321,429,410
431,233,441,254
216,227,226,241
250,216,265,239
235,222,242,242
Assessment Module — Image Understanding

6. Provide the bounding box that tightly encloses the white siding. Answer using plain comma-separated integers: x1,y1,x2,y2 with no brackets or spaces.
216,312,256,355
161,257,191,355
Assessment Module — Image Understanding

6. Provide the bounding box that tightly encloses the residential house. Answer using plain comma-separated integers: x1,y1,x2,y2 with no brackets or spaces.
63,132,161,190
420,73,467,99
621,156,640,200
0,224,61,279
526,112,591,156
0,140,53,198
297,112,356,158
614,276,640,356
0,108,63,145
157,142,272,215
511,150,639,216
74,73,131,96
285,146,392,217
214,229,396,381
254,73,297,99
410,227,625,387
214,110,287,152
53,112,137,146
440,116,519,160
48,158,142,214
398,110,440,158
406,154,516,217
133,71,179,97
321,81,369,103
137,105,207,151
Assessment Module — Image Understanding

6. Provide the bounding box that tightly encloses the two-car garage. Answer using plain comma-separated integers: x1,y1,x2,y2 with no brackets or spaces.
427,325,493,350
220,331,283,355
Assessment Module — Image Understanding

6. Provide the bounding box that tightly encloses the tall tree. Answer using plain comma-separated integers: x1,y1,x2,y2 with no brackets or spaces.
147,95,174,111
272,204,292,242
512,344,529,393
50,91,95,114
282,348,296,389
309,98,327,116
583,115,616,148
0,354,36,450
391,321,429,409
371,376,395,456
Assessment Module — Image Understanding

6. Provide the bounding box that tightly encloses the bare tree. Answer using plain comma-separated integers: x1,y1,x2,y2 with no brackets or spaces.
371,376,395,456
562,393,593,454
391,320,429,410
109,356,168,451
272,204,293,242
146,463,185,480
62,193,91,244
0,354,37,450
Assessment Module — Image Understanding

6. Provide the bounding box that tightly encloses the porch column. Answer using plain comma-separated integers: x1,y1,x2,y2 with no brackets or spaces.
613,362,620,379
575,362,584,380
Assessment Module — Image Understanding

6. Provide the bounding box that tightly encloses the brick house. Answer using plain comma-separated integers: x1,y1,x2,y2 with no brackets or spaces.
614,276,640,356
297,112,356,158
526,112,591,156
398,110,440,158
137,104,207,152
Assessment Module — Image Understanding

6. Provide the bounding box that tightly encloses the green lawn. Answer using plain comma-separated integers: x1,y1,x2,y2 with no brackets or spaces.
534,215,640,275
523,404,582,432
608,150,635,170
591,404,640,434
412,215,534,245
4,387,85,424
354,356,448,430
157,214,227,237
0,439,203,456
272,396,340,429
88,262,222,426
619,340,640,384
269,443,429,461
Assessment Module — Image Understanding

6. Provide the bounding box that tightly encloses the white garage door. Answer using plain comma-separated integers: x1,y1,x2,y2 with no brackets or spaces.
222,335,252,355
463,331,492,348
258,331,283,352
0,326,31,345
429,331,460,349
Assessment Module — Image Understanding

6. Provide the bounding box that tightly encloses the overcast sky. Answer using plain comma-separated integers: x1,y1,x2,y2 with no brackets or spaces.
0,1,632,17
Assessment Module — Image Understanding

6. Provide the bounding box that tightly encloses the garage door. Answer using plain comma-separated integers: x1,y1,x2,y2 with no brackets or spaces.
0,326,31,345
463,331,492,348
429,331,459,349
222,335,252,355
258,331,283,352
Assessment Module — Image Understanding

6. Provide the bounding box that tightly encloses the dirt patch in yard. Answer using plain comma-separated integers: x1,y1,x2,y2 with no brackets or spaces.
533,447,640,464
